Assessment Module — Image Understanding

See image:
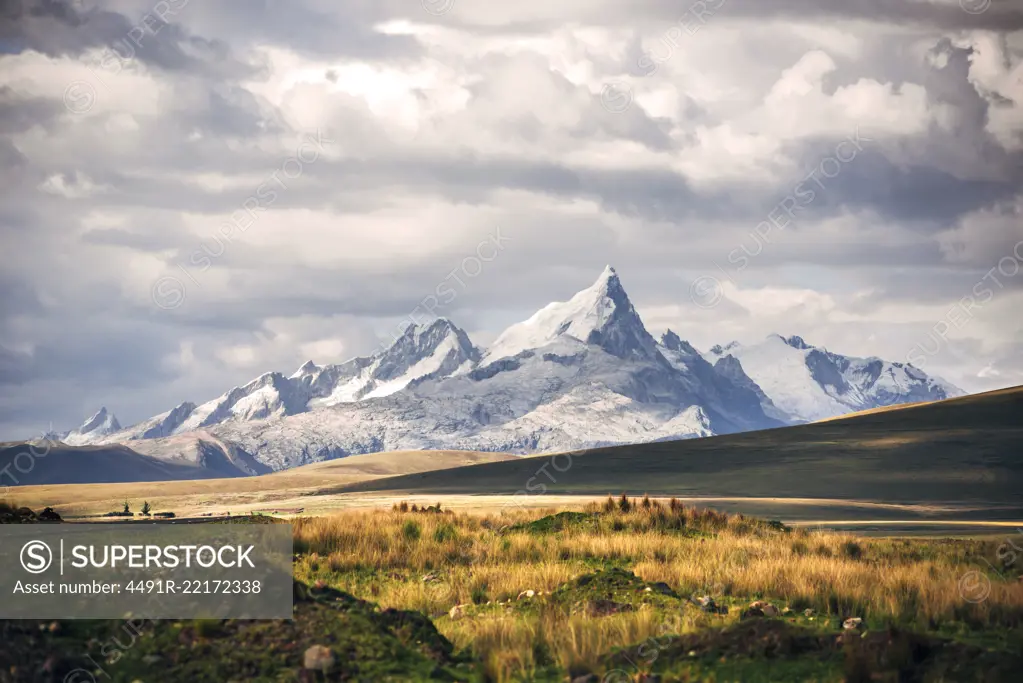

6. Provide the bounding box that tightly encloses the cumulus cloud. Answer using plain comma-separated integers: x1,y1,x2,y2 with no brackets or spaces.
0,0,1021,437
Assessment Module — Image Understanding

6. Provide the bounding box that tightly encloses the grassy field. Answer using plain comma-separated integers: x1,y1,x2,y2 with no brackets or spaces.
5,499,1023,682
6,450,516,519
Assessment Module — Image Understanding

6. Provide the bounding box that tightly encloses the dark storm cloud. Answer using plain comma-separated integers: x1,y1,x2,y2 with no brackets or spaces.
0,0,258,77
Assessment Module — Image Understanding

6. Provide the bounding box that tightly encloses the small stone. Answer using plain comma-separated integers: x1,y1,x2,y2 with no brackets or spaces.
843,617,863,630
142,655,162,665
740,607,765,620
762,604,780,617
449,604,468,620
517,590,536,600
804,608,815,617
47,621,60,633
750,600,768,610
422,573,439,583
644,587,653,592
695,595,716,612
303,645,335,672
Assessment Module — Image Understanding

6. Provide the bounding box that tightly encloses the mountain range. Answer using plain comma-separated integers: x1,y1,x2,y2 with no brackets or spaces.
51,266,962,473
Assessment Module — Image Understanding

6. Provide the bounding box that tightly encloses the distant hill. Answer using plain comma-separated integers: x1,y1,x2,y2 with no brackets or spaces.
338,386,1023,505
0,441,241,486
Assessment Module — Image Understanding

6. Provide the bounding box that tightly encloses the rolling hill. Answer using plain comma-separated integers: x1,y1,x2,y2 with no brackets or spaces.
0,441,246,486
337,385,1023,506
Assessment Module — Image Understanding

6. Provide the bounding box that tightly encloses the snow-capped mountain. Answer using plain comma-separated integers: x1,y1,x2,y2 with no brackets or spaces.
62,407,121,446
105,318,480,443
705,334,964,423
59,267,964,472
484,265,662,363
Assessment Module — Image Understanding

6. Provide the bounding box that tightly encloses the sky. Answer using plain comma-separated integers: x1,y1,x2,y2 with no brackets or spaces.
0,0,1021,440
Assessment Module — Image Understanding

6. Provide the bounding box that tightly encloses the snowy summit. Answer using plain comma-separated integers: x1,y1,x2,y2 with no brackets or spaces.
61,267,962,471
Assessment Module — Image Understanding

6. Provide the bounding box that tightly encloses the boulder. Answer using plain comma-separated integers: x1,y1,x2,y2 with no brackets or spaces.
303,645,335,672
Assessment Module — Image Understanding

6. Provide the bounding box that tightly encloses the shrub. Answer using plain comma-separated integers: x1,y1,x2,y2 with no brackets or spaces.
402,519,422,542
841,540,864,560
434,523,458,543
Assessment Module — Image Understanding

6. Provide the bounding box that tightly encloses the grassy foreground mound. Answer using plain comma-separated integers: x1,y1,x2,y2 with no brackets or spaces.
3,499,1022,681
1,581,473,682
293,498,1023,681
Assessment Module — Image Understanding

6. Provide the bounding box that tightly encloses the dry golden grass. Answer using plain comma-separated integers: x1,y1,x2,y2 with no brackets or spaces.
5,450,516,518
291,498,1023,682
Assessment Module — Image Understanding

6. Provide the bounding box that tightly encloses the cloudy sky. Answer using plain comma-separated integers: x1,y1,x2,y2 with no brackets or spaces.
0,0,1021,439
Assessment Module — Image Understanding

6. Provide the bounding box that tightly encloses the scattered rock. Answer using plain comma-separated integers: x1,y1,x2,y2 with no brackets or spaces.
421,573,439,583
47,621,60,633
740,607,765,620
303,645,335,672
762,604,780,617
448,604,468,620
750,600,768,610
517,590,536,600
649,582,674,596
843,617,863,630
695,595,717,612
804,608,815,617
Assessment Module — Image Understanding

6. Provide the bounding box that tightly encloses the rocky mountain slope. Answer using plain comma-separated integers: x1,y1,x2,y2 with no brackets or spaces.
48,267,962,473
705,335,962,423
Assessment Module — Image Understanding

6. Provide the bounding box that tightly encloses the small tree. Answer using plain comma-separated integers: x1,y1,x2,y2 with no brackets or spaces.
141,501,152,516
122,499,131,515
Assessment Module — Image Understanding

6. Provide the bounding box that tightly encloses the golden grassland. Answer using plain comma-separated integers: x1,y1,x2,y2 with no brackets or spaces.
290,498,1023,682
4,450,516,518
